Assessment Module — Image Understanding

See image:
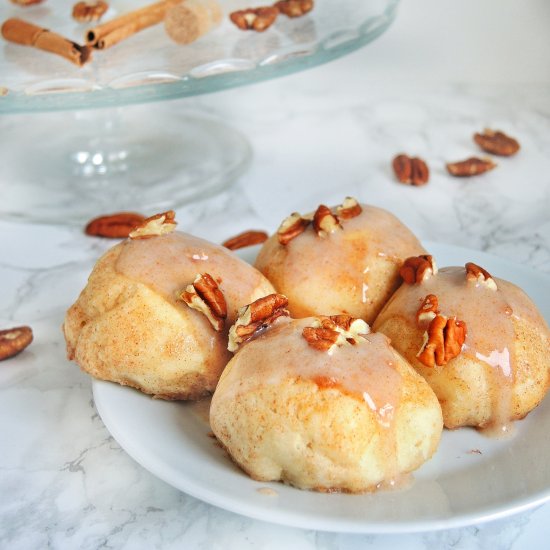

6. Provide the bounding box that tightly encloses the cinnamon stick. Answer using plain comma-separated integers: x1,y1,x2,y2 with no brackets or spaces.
86,0,182,50
1,18,92,66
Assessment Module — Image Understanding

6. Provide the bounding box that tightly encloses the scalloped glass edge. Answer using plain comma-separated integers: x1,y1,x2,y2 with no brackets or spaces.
0,0,399,114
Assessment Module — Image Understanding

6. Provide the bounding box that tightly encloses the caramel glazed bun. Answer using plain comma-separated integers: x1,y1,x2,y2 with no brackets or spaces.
254,198,427,325
210,308,443,493
64,227,275,400
373,260,550,433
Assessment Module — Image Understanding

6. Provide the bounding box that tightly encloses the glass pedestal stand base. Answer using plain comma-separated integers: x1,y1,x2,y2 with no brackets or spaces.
0,105,251,225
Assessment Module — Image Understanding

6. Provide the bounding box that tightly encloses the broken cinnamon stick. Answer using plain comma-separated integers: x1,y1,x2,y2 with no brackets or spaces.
1,18,92,66
86,0,182,50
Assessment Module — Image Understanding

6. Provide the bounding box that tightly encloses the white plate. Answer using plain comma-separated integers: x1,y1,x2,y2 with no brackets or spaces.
92,241,550,533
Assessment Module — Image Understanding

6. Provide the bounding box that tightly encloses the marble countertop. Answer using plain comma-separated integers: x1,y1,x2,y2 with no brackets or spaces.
1,0,550,548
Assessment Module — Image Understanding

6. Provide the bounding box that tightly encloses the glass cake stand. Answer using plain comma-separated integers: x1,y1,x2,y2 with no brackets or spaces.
0,0,399,223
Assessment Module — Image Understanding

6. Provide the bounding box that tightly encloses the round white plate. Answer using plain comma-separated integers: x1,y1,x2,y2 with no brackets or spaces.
92,241,550,533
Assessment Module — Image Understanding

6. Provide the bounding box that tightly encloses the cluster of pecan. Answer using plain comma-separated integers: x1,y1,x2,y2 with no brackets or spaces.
83,199,359,249
401,257,499,368
230,0,313,32
445,128,520,176
302,315,369,353
392,128,519,185
226,297,369,355
277,197,362,245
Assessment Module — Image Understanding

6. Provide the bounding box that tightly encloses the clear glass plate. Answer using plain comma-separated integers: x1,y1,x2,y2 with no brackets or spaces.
0,0,399,114
92,242,550,533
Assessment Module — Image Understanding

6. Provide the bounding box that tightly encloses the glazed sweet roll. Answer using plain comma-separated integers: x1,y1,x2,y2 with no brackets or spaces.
254,198,427,324
373,257,550,433
64,211,275,400
210,294,443,492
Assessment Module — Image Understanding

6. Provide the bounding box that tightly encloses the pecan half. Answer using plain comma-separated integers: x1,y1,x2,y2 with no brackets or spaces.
400,255,438,284
85,212,145,238
0,326,33,361
465,262,497,291
277,212,310,245
312,204,341,237
72,1,109,23
303,315,368,353
416,294,439,324
180,273,227,332
446,157,496,177
392,154,430,186
222,230,269,251
417,314,467,368
336,197,362,220
129,210,177,239
275,0,314,17
474,129,520,157
302,326,341,352
228,293,289,352
321,315,369,339
230,7,278,31
321,315,354,332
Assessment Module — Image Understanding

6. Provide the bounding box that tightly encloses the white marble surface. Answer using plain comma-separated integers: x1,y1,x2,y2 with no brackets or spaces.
2,0,550,548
